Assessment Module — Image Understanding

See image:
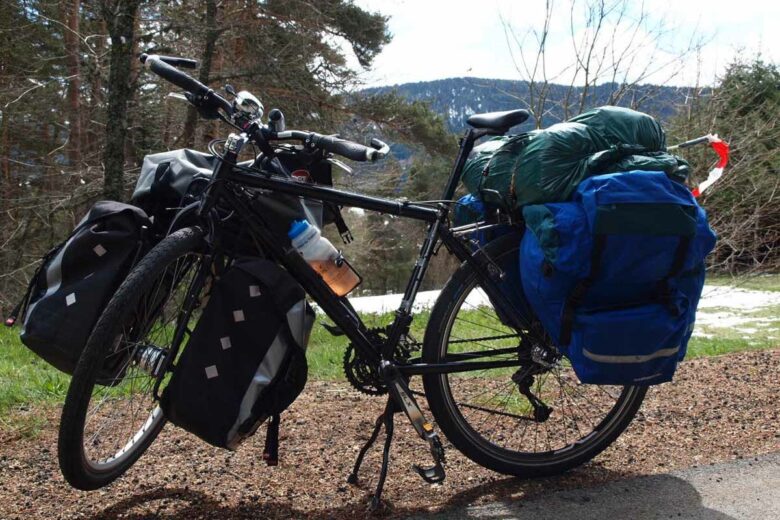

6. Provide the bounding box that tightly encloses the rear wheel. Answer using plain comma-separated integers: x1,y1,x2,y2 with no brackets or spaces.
58,226,207,490
422,232,647,477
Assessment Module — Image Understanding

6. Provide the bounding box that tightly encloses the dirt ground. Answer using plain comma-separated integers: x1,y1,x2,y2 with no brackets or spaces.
1,349,778,519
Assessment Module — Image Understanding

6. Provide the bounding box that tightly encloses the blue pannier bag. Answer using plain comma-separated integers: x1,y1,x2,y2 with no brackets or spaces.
453,194,487,227
520,171,716,385
453,194,494,248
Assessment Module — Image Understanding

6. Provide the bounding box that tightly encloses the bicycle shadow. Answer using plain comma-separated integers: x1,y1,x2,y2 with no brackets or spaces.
425,471,738,520
86,463,736,519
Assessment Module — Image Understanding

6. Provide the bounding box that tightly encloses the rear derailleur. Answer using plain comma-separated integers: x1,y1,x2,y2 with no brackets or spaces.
512,343,560,423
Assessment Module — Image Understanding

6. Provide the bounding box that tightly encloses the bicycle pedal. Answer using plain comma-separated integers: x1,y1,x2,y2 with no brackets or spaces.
412,462,445,484
414,432,446,484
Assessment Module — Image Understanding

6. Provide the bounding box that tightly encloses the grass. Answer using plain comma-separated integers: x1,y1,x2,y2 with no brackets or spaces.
2,276,778,433
706,273,780,292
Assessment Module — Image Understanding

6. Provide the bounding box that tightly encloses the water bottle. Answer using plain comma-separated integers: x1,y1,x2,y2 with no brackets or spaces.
288,220,360,296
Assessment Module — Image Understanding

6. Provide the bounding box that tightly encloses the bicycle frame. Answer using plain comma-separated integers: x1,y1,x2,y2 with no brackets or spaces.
193,126,529,379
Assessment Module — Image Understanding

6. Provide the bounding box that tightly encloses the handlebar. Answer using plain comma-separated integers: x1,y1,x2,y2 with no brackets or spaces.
140,53,390,162
140,53,232,114
275,130,389,162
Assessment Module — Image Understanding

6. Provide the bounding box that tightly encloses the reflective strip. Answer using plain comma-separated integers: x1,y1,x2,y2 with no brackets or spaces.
582,346,680,364
225,299,313,448
226,333,287,448
21,231,77,332
632,372,664,382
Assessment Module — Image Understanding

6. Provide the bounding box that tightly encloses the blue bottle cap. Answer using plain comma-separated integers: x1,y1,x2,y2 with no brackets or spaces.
288,219,310,240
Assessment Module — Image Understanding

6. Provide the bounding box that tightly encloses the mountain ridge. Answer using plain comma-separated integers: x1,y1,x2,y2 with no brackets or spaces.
364,77,692,132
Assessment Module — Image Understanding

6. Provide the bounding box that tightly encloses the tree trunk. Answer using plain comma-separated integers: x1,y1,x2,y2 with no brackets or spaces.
63,0,82,166
179,0,219,148
0,110,9,213
124,11,141,166
101,0,141,200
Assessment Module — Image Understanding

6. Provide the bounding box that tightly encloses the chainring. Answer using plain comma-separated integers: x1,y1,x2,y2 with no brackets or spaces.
343,327,420,396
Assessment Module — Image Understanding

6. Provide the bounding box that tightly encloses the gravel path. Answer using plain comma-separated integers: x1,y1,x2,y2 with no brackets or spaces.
1,349,778,519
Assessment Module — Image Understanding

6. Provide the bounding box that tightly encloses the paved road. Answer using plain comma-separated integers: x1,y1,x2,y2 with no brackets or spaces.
413,451,780,520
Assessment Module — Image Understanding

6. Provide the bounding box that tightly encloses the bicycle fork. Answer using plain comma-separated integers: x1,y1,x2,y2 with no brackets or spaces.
348,361,446,511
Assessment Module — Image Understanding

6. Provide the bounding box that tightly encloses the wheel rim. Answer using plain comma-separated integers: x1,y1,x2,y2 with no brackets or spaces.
436,276,643,463
80,252,202,471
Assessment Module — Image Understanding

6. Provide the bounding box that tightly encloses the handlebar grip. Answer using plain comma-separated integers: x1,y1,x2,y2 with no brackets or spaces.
313,134,379,162
147,57,208,96
141,54,232,114
155,55,198,69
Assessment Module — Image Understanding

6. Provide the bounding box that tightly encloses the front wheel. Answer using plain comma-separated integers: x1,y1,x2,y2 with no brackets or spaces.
58,226,208,490
422,231,647,477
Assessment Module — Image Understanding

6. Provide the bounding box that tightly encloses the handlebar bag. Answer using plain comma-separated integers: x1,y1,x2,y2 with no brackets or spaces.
161,259,314,454
132,148,333,246
9,201,151,380
520,171,716,385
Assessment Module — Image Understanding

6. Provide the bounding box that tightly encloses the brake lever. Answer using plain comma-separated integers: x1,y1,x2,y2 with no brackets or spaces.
369,138,391,159
184,92,222,120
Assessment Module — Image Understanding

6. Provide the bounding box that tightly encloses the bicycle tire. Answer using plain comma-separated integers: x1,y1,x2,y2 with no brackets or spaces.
58,226,206,490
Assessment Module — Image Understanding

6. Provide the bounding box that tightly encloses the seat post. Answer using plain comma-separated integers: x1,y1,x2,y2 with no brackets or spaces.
440,129,482,203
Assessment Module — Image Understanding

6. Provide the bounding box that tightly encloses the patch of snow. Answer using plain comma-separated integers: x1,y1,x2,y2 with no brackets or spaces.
697,286,780,310
346,285,780,343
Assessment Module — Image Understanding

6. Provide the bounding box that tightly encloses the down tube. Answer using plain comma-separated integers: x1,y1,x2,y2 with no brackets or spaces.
224,189,383,366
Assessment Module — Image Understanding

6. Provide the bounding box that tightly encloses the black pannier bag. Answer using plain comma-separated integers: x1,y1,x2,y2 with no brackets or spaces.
160,259,314,458
131,148,347,243
8,201,151,377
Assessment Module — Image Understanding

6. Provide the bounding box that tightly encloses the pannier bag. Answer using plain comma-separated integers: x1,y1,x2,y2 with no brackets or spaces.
520,171,716,385
453,194,487,227
161,259,314,457
7,201,151,377
462,106,691,207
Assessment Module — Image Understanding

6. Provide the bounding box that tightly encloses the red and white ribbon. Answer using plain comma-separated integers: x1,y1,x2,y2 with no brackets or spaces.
691,134,730,197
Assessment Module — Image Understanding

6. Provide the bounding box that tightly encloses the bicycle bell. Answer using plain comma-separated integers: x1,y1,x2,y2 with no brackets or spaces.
234,91,264,120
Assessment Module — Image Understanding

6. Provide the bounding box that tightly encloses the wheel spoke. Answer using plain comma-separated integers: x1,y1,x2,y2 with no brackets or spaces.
78,246,205,470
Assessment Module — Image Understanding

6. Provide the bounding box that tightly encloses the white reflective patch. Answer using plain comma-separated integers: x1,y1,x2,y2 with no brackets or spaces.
233,310,245,322
582,346,679,364
65,293,76,306
205,365,219,379
249,285,262,297
220,336,232,350
93,244,107,257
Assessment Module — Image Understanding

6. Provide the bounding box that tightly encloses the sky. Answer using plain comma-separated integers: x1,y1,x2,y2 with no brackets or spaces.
352,0,779,88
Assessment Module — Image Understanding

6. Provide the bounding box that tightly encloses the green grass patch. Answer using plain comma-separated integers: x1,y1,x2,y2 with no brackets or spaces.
706,273,780,292
685,336,769,358
0,326,70,416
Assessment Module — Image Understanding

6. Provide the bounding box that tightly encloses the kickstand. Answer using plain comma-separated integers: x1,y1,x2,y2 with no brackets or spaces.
347,398,397,512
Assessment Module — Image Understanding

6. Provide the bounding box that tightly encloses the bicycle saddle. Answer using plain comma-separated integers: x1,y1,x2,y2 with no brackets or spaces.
466,109,530,133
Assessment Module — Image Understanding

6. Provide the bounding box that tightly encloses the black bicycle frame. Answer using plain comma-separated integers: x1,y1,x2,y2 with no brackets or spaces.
204,128,526,377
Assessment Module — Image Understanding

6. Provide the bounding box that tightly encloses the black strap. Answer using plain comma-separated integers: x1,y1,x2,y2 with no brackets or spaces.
559,235,606,346
657,236,692,315
263,414,280,466
328,203,353,244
